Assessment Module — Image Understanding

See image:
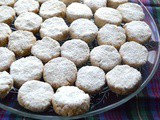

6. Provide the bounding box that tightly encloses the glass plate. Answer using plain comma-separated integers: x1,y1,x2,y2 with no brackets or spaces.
0,0,160,119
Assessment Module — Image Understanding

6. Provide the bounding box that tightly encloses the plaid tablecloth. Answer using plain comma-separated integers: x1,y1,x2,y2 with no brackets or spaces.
0,0,160,120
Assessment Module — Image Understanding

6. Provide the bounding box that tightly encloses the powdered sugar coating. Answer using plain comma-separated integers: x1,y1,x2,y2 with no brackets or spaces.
106,65,142,95
0,71,13,98
43,57,77,89
108,0,128,8
14,12,43,34
10,56,43,88
69,19,98,43
39,0,66,19
97,24,126,49
14,0,39,15
117,3,145,23
18,80,54,112
66,3,93,23
8,30,36,56
0,47,15,71
124,21,152,44
0,6,15,25
0,23,12,46
31,37,61,63
76,66,105,94
0,0,15,6
83,0,107,13
61,39,90,67
52,86,90,116
119,41,148,67
94,7,122,28
60,0,80,6
40,17,69,41
90,45,121,72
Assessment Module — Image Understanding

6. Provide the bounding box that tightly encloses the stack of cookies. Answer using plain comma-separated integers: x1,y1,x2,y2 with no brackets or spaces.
0,0,152,116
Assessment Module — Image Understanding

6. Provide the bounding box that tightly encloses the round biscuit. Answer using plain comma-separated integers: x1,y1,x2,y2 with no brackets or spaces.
43,57,77,89
106,65,142,95
61,39,90,67
90,45,121,72
0,71,13,98
10,56,43,88
52,86,90,116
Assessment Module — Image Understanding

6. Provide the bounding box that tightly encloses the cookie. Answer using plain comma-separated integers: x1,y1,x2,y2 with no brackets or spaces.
0,6,15,25
31,37,61,63
14,12,43,34
40,17,69,41
117,3,145,23
60,0,80,6
61,39,90,67
10,56,43,88
106,65,142,95
0,47,15,72
83,0,107,13
0,23,12,46
94,7,122,28
0,0,15,7
43,57,77,89
52,86,90,116
97,24,126,49
90,45,121,72
66,3,93,23
76,66,105,94
69,19,98,44
39,0,66,19
14,0,39,16
119,41,148,67
124,21,152,44
18,80,54,112
0,71,13,98
8,30,36,56
108,0,128,8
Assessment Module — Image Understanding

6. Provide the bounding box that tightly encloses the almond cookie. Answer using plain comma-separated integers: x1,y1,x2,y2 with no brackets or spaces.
31,37,61,63
18,80,54,112
83,0,107,13
90,45,121,72
0,71,13,98
40,17,69,41
10,56,43,88
0,23,12,46
94,7,122,28
66,3,93,23
0,6,15,25
61,39,90,67
14,12,43,34
119,41,148,67
0,0,15,7
39,0,66,19
108,0,128,8
124,21,152,44
8,30,36,56
52,86,90,116
76,66,105,94
14,0,39,16
106,65,142,95
43,57,77,89
69,19,98,44
60,0,80,6
0,47,15,72
117,3,145,23
97,24,126,49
